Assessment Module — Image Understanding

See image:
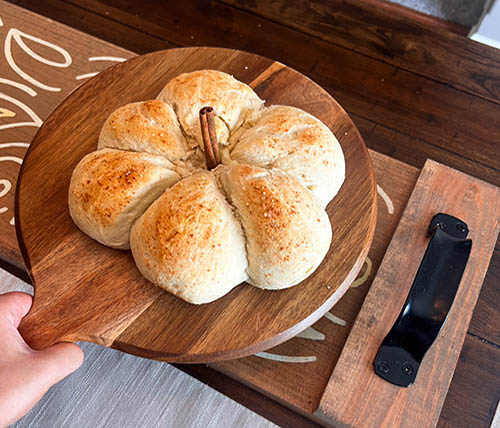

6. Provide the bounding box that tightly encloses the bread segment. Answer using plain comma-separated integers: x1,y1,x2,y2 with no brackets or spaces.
157,70,264,150
69,149,180,249
98,100,189,161
221,163,332,289
130,171,248,304
230,105,345,207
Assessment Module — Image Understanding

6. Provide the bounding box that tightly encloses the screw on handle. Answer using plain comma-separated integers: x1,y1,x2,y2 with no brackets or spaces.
374,213,472,387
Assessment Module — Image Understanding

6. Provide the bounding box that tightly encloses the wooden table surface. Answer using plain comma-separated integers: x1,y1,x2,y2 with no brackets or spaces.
2,1,500,427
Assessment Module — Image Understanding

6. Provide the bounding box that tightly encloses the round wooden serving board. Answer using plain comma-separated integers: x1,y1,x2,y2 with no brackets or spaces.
16,48,377,363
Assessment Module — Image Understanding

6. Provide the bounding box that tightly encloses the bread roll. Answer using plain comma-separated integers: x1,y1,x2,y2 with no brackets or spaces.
220,163,332,289
230,105,345,207
69,149,180,249
157,70,264,149
69,70,345,304
130,171,248,304
98,100,189,161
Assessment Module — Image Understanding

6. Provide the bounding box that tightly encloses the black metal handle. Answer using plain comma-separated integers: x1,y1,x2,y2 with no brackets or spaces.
374,213,472,387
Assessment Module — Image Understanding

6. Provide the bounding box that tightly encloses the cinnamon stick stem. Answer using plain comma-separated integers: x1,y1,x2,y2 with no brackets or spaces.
206,109,220,164
199,107,219,170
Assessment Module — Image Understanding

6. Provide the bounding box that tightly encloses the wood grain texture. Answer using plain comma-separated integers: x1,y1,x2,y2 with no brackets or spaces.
6,0,175,53
221,0,499,102
438,334,500,428
15,48,377,362
342,0,470,35
316,160,500,428
352,114,500,189
469,244,500,344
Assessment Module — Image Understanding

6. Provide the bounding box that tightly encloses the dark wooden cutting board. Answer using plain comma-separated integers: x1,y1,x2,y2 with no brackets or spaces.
15,47,377,362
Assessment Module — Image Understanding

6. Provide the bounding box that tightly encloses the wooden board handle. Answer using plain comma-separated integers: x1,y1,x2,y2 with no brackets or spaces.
16,239,162,349
19,295,81,348
17,273,161,349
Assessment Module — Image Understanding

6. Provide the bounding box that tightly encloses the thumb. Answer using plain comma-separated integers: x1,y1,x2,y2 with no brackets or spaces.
34,342,84,386
0,292,32,328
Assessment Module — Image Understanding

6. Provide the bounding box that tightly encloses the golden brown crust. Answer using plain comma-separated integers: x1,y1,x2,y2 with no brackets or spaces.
230,105,345,207
221,164,332,289
69,149,180,249
98,100,189,161
157,70,264,148
130,171,248,304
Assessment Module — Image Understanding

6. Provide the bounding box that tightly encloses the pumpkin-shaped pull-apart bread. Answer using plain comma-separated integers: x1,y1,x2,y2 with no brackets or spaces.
69,70,345,304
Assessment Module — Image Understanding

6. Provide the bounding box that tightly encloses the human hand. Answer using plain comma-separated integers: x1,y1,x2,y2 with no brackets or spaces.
0,292,83,427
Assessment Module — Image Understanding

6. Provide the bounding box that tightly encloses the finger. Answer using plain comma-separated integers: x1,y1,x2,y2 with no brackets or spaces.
0,343,83,426
0,292,32,328
36,342,84,384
